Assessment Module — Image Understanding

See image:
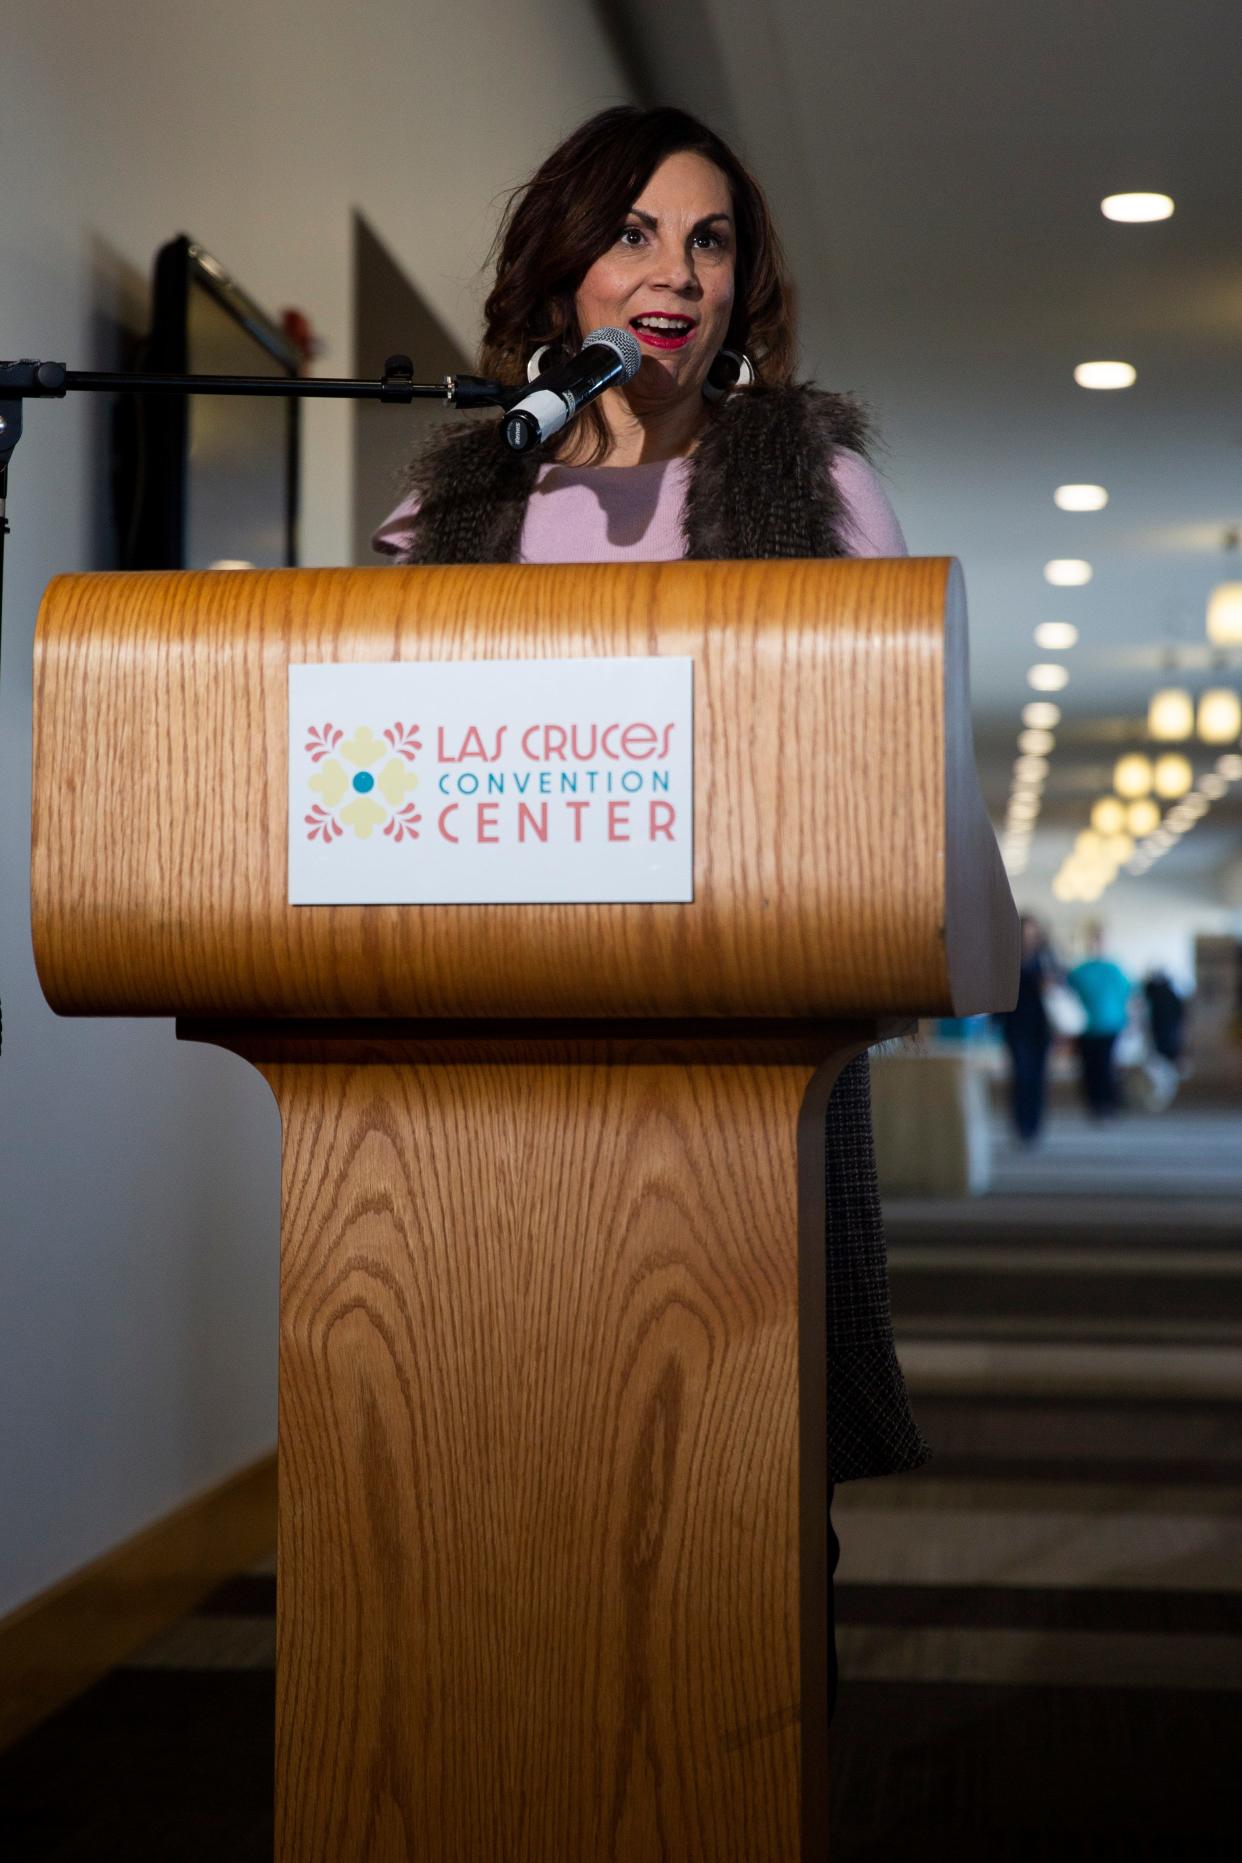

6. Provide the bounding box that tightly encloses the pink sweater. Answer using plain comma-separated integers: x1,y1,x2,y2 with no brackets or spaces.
372,447,906,563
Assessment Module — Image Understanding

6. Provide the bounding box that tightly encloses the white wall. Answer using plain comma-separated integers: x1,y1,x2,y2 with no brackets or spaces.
1,1,630,1617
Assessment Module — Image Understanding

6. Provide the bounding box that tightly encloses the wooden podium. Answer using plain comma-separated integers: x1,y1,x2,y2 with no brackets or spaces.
32,558,1016,1862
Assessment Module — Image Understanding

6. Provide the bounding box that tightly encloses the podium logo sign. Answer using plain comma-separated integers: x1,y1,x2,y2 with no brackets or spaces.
288,658,693,904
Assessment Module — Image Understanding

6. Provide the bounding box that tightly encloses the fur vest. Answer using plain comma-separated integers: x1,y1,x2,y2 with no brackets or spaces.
399,383,929,1484
400,381,869,565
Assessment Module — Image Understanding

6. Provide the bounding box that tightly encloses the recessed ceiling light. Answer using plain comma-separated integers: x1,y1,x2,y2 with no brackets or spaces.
1197,774,1228,800
1074,361,1137,390
1028,663,1070,691
1101,193,1174,223
1014,755,1050,782
1018,728,1056,755
1033,621,1079,650
1023,701,1062,729
1054,484,1109,511
1216,753,1242,781
1044,560,1093,586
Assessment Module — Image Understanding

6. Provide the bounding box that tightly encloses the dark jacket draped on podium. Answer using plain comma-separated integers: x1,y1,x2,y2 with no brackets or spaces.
395,382,930,1483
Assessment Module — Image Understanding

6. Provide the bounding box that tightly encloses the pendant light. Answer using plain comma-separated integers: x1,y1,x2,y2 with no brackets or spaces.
1207,584,1242,647
1153,753,1193,799
1206,529,1242,646
1196,688,1242,744
1113,754,1153,798
1090,798,1126,834
1126,798,1160,836
1148,688,1193,740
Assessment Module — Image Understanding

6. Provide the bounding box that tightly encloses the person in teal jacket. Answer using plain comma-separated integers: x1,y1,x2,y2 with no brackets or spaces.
1068,928,1132,1116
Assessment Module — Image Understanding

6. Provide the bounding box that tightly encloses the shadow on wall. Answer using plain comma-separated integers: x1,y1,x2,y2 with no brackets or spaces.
351,210,471,567
85,235,149,571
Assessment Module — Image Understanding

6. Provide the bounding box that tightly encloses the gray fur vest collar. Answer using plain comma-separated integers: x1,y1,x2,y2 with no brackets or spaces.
399,383,871,565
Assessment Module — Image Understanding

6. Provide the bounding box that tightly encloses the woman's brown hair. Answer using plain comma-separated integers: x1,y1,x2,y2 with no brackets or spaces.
479,105,797,462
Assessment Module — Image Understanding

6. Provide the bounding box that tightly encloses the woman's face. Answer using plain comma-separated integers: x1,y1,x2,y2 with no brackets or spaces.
573,150,737,408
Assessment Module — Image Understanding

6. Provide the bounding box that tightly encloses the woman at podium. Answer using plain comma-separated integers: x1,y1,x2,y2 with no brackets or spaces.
375,101,930,1696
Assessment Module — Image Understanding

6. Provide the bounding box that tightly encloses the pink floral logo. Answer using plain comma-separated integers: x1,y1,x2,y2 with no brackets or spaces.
304,721,422,843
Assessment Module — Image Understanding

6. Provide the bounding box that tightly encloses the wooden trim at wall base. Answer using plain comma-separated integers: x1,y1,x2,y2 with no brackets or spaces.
0,1452,276,1751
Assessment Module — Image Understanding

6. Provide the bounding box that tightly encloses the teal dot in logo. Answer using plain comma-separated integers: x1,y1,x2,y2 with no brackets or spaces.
352,770,375,793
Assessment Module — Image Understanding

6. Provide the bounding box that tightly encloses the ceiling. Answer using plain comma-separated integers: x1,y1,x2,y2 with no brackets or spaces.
594,0,1242,886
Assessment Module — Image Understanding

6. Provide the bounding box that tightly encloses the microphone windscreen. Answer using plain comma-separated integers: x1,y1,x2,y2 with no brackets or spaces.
581,326,642,383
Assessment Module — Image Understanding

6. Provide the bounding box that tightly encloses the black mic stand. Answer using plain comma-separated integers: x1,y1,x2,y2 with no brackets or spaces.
0,352,512,679
0,353,512,1061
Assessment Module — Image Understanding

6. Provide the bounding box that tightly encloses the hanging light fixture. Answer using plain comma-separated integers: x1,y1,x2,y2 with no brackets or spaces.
1153,753,1193,799
1126,798,1160,836
1147,687,1194,740
1114,753,1153,798
1091,797,1126,834
1197,688,1242,744
1207,583,1242,647
1206,531,1242,646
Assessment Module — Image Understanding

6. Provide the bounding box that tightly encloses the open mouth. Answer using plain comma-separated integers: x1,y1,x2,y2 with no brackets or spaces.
629,315,697,351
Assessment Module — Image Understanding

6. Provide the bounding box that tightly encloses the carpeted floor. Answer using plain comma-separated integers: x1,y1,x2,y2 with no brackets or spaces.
2,1107,1239,1860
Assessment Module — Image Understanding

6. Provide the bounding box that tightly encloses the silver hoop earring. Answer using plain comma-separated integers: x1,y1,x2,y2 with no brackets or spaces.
526,345,553,383
702,349,755,402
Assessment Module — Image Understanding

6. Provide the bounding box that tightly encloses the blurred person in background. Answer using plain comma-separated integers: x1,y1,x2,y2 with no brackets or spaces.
1141,967,1189,1111
1068,926,1132,1118
1144,968,1188,1068
995,913,1058,1144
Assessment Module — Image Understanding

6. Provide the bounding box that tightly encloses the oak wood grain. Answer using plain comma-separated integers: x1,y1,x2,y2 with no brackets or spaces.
32,559,1016,1024
31,558,1018,1860
191,1035,861,1863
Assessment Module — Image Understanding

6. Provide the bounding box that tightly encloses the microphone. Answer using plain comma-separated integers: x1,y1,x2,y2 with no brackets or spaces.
501,326,641,453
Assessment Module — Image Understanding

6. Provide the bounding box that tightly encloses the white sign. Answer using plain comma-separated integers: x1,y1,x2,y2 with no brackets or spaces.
288,658,693,905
